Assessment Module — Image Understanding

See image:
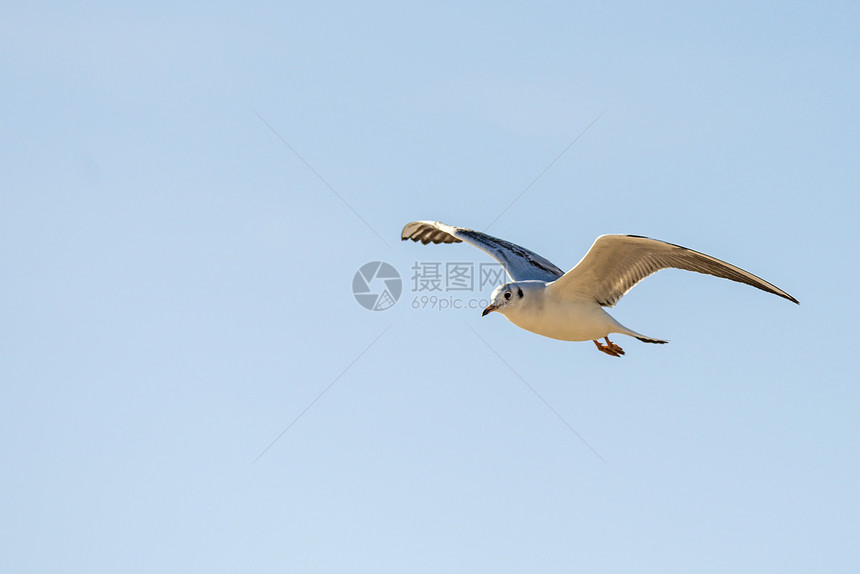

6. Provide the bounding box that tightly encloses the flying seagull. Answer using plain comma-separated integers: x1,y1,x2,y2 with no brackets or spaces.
401,221,797,357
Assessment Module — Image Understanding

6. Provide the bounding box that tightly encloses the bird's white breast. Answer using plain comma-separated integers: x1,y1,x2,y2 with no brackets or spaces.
501,288,620,342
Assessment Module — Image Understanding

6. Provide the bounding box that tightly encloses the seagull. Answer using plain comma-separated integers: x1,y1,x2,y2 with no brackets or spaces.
401,221,798,357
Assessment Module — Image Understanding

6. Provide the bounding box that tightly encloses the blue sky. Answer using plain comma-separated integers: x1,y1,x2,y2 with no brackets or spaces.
2,1,859,572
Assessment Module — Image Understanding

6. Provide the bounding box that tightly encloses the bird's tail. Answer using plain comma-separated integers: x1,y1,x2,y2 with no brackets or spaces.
635,335,668,344
611,321,669,345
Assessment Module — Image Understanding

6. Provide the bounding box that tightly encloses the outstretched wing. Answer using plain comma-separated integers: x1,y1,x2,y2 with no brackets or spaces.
401,221,564,282
549,234,798,307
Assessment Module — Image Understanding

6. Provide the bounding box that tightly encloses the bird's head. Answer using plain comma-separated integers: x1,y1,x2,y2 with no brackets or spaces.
482,282,529,317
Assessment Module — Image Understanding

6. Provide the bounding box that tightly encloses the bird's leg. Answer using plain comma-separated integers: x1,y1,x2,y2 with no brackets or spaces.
604,336,625,356
593,337,625,357
592,339,620,356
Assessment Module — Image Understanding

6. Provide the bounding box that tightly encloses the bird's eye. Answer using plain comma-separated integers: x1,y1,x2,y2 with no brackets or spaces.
504,291,512,300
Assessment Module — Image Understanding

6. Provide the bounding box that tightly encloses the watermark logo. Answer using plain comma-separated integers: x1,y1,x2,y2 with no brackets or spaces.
352,261,402,311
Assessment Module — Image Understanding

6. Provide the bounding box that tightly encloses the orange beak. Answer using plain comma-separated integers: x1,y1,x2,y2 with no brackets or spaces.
482,304,497,317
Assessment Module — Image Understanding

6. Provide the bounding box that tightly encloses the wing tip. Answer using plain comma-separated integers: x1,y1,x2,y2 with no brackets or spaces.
400,220,463,245
781,292,800,305
756,281,798,305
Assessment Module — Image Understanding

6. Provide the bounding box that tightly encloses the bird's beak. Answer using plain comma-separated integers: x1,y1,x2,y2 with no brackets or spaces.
482,304,496,317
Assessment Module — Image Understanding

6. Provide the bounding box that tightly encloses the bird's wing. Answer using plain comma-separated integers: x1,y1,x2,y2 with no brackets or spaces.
401,221,564,282
548,234,798,307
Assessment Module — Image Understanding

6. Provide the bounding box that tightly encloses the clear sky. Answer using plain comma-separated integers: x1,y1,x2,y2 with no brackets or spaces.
2,1,858,572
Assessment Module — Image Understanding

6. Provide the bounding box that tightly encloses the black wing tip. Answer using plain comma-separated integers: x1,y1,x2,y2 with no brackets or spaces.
758,284,798,305
783,292,800,305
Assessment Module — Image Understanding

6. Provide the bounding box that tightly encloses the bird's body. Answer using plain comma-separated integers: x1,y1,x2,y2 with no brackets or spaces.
489,280,654,343
401,220,797,357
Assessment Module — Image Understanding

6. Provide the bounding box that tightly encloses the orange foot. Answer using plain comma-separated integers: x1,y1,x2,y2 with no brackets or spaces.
593,336,625,357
